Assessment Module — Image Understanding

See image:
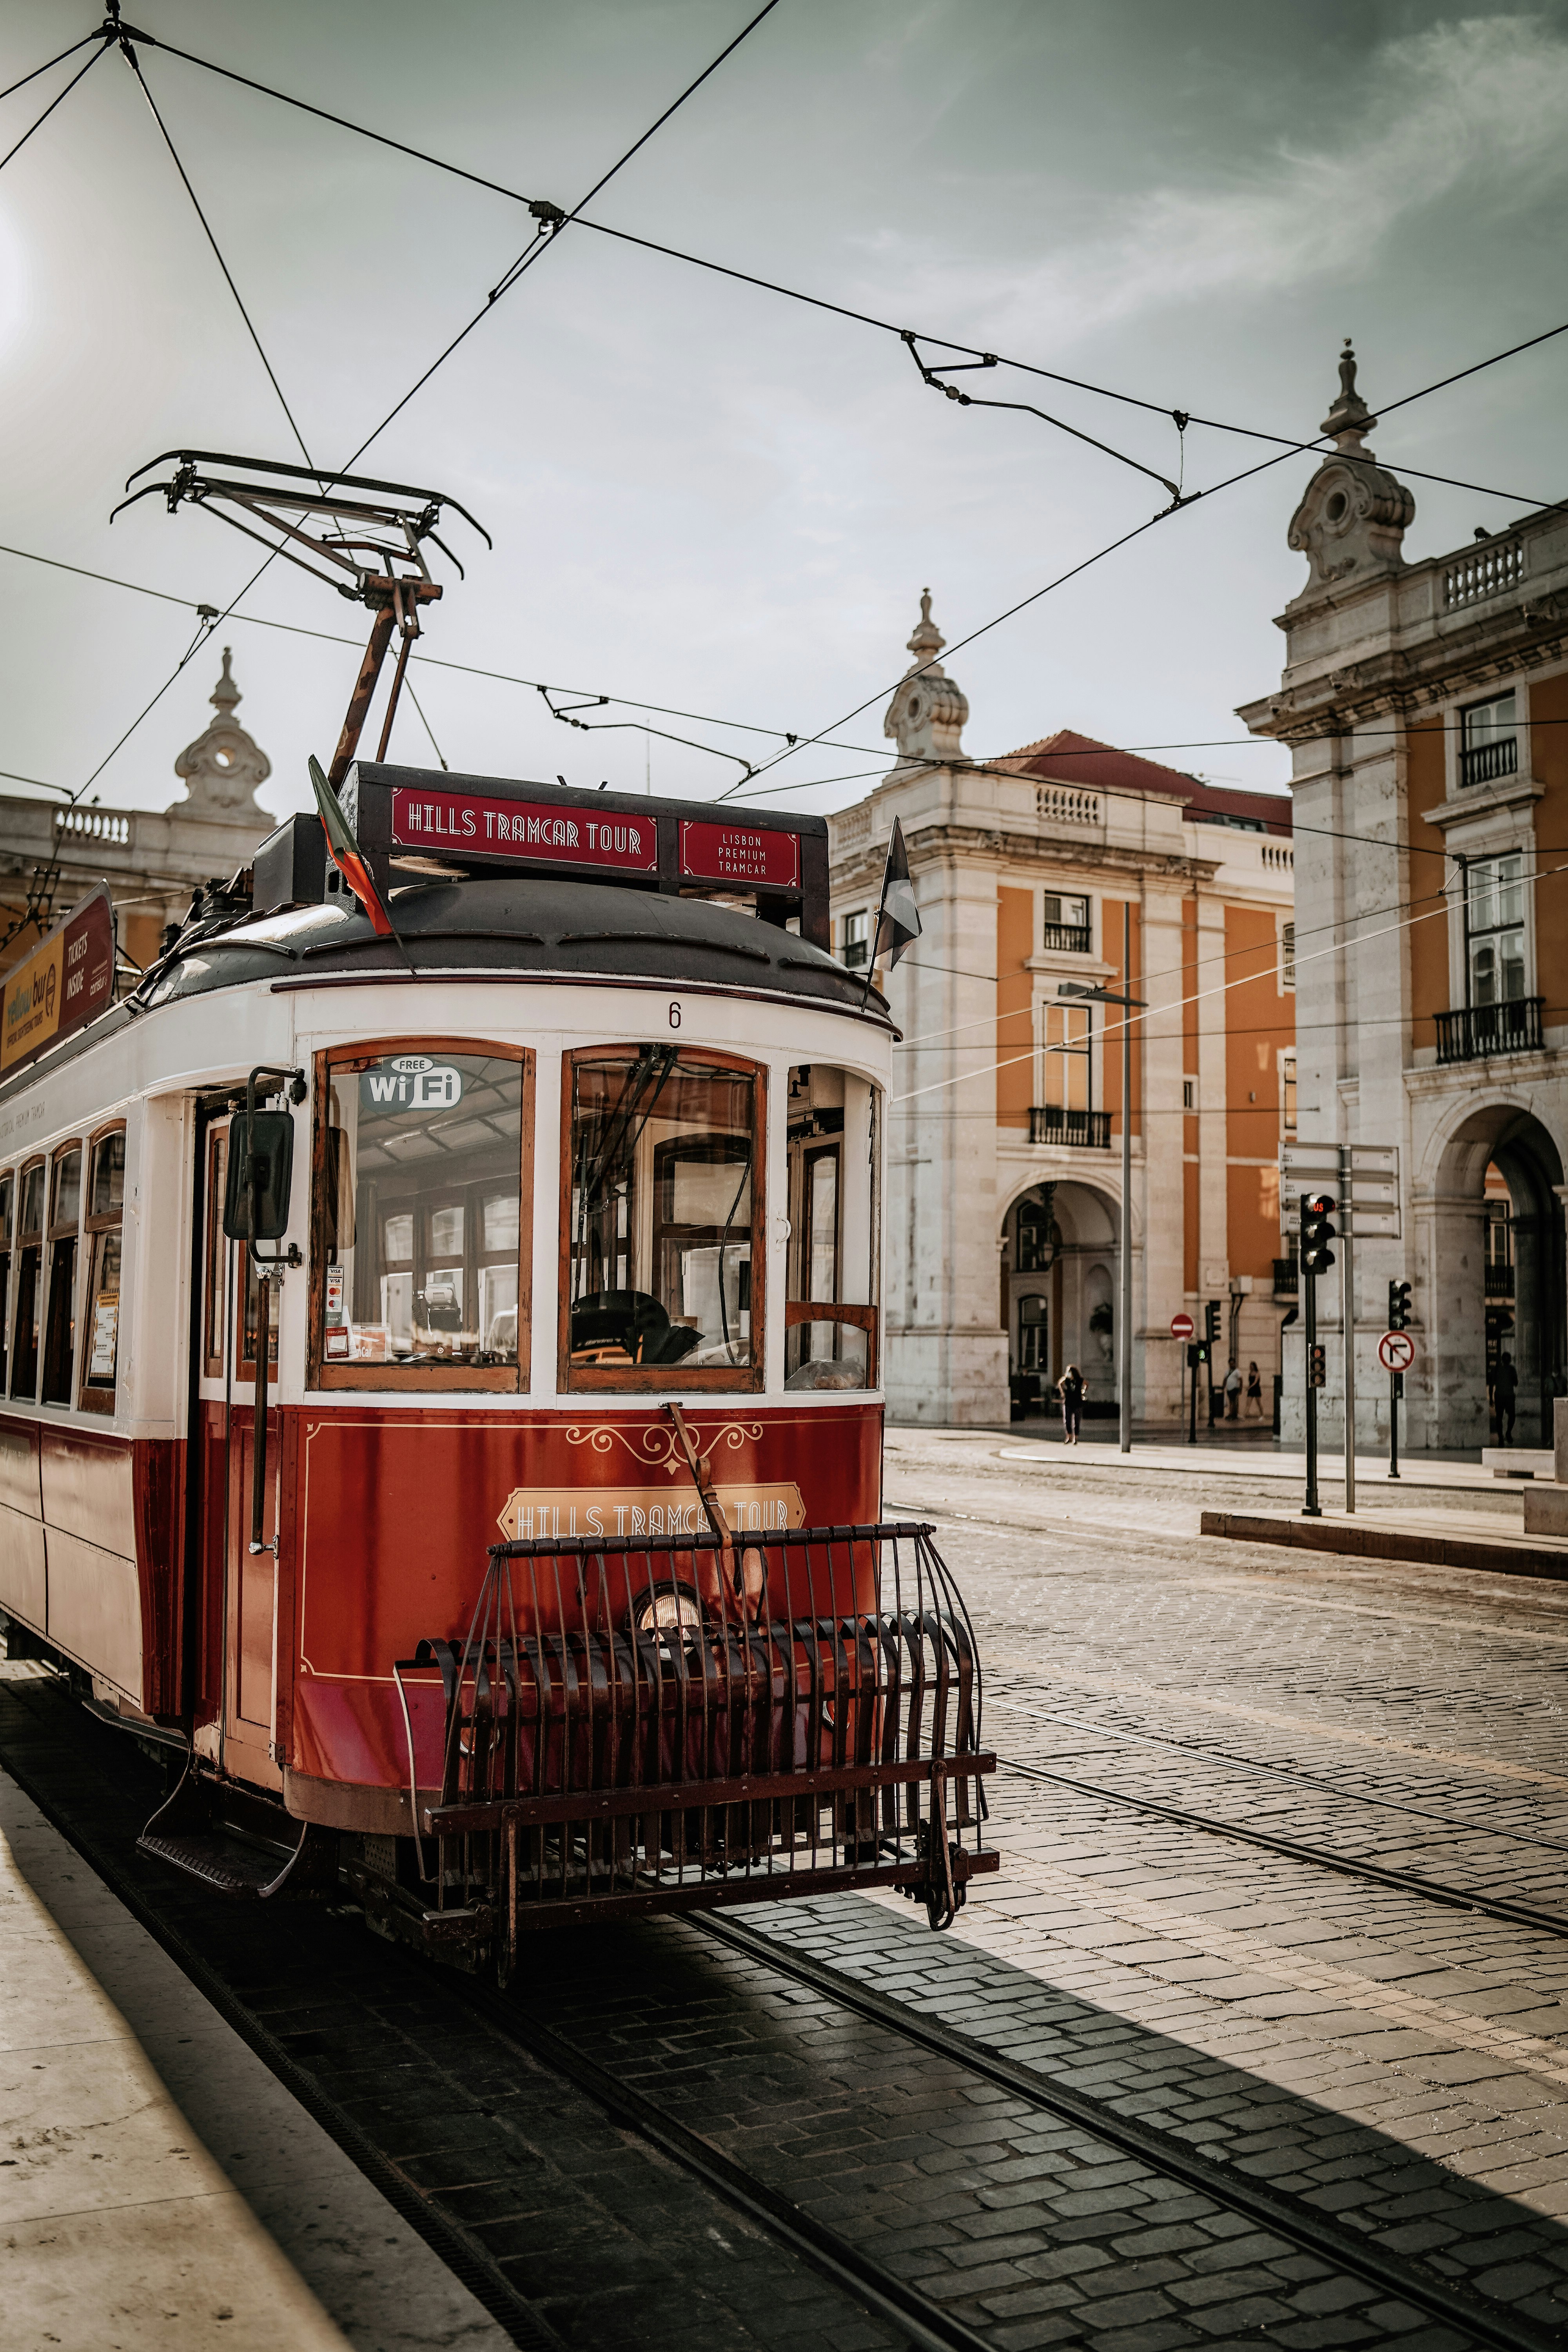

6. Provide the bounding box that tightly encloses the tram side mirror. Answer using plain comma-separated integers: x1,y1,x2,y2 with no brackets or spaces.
223,1110,294,1241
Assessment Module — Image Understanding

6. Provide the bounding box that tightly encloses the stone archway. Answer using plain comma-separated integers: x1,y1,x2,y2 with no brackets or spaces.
999,1178,1120,1420
1425,1105,1565,1448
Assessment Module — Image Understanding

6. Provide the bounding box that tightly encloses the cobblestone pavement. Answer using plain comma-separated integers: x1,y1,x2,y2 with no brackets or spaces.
6,1428,1568,2351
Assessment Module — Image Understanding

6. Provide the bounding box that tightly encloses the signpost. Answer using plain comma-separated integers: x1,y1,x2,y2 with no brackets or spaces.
1169,1313,1194,1340
1279,1142,1401,1516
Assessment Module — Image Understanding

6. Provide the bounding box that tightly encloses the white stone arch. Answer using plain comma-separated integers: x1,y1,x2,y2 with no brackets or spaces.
1412,1087,1565,1448
997,1172,1129,1415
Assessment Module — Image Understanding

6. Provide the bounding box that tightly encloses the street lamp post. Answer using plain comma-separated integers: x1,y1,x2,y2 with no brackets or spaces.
1062,909,1146,1457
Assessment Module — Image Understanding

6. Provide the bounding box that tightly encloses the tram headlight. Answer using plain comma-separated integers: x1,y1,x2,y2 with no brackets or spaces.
634,1585,704,1635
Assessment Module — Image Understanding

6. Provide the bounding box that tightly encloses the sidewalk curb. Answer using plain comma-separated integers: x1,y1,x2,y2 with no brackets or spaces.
1200,1509,1568,1583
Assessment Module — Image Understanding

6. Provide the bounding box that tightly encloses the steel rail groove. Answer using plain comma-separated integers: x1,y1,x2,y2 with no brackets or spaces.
445,1972,994,2352
695,1912,1560,2352
996,1752,1568,1938
990,1692,1568,1856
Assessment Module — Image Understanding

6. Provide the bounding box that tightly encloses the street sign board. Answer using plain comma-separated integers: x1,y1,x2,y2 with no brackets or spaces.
1280,1140,1401,1239
1170,1312,1194,1340
1377,1330,1416,1374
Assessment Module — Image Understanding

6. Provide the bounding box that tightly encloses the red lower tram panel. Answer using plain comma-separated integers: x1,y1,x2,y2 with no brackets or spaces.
135,1405,997,1957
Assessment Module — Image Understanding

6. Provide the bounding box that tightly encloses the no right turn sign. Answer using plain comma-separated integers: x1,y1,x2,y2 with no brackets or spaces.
1377,1330,1416,1375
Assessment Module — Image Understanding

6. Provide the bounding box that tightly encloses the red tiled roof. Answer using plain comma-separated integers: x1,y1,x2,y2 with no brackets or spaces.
1003,729,1292,836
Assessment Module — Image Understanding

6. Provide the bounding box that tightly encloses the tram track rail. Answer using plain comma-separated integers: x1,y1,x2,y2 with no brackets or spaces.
692,1910,1561,2352
995,1750,1568,1940
990,1694,1568,1855
3,1668,1564,2352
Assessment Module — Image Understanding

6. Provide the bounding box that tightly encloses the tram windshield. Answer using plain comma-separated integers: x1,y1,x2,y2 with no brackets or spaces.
316,1047,526,1377
566,1050,757,1379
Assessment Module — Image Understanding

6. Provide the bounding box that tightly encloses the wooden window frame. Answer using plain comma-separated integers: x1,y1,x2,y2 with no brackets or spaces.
40,1139,84,1410
308,1038,534,1393
203,1126,229,1381
0,1167,12,1397
9,1156,45,1403
76,1121,127,1417
559,1044,767,1396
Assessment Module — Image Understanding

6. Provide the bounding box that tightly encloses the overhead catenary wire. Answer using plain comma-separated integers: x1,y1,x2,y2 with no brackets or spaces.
0,34,106,177
115,21,1566,514
889,855,1568,1106
114,34,319,478
334,0,782,477
0,29,102,106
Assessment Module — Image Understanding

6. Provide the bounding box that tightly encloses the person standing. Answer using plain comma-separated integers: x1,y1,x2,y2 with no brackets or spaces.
1058,1362,1085,1445
1223,1359,1243,1419
1494,1350,1518,1446
1245,1360,1263,1418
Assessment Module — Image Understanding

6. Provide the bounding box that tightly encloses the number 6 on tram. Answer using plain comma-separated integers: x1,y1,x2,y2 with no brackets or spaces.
0,766,995,1970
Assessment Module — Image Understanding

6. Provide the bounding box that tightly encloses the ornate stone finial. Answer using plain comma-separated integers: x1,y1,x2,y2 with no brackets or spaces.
211,645,241,714
884,589,968,767
1285,341,1415,601
173,649,272,817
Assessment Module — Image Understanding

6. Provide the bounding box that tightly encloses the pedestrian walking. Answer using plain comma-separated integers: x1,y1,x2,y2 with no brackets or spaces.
1058,1362,1085,1445
1223,1359,1243,1419
1245,1360,1263,1418
1494,1350,1518,1445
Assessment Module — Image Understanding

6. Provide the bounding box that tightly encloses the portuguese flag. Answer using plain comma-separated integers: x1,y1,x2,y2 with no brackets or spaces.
309,755,396,938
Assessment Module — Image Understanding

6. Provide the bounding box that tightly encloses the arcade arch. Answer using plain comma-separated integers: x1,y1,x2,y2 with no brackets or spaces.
1423,1103,1564,1448
1000,1178,1120,1417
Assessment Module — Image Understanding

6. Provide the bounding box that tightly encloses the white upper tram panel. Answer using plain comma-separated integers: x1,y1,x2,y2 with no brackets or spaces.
0,767,895,1436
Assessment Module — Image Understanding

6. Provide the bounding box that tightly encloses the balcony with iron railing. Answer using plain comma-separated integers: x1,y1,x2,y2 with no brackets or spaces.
1434,996,1543,1063
1029,1105,1111,1149
1272,1257,1299,1298
1458,736,1518,789
1485,1263,1515,1299
1040,922,1092,954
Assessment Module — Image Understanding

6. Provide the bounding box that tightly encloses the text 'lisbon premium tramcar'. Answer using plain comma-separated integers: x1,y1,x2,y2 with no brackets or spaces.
0,763,995,1971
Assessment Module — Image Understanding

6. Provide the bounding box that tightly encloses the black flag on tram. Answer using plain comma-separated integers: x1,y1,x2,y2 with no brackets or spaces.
862,817,921,1001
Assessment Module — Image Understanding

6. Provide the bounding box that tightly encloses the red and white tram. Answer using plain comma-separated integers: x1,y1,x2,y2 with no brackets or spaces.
0,765,994,1967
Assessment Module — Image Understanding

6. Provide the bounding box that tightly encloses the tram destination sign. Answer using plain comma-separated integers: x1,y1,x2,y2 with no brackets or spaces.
679,820,800,891
1,884,115,1078
389,784,657,872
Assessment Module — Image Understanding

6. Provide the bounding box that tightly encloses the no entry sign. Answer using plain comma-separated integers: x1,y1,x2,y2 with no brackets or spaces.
1377,1330,1416,1374
1170,1312,1194,1341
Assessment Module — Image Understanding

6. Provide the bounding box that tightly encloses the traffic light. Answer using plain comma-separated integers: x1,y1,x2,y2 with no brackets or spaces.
1388,1279,1412,1331
1204,1299,1221,1350
1187,1342,1209,1368
1301,1193,1337,1275
1309,1344,1327,1388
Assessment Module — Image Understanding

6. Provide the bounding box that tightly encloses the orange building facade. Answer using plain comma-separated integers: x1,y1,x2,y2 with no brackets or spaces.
1243,348,1568,1448
829,597,1296,1426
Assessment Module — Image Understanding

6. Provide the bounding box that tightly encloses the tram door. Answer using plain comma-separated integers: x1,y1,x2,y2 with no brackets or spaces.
193,1120,282,1790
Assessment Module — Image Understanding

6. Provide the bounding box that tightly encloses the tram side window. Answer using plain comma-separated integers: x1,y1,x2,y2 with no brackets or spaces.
565,1050,760,1387
785,1065,880,1391
0,1171,11,1395
314,1047,529,1387
41,1143,82,1406
9,1161,44,1401
79,1129,126,1412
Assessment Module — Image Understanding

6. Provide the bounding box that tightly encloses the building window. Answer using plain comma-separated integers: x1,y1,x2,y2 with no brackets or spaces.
1280,920,1295,991
1459,690,1517,789
1018,1292,1047,1372
1281,1053,1296,1135
1182,1078,1195,1112
1042,893,1091,952
841,909,869,969
1464,853,1526,1005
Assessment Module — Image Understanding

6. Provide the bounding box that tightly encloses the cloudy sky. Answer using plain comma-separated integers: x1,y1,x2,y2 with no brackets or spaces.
0,0,1564,826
